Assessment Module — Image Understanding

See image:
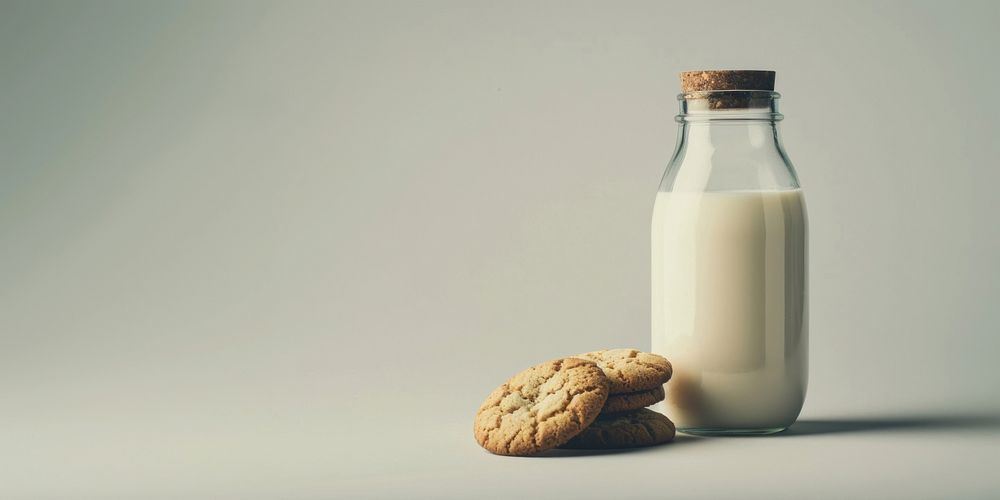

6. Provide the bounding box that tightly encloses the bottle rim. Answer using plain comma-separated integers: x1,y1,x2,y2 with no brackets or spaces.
676,90,783,123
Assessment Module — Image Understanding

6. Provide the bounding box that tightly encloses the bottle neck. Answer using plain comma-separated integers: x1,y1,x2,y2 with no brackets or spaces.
675,91,785,161
661,91,799,192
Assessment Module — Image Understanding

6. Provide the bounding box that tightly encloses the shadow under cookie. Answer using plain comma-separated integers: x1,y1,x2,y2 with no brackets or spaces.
528,433,701,458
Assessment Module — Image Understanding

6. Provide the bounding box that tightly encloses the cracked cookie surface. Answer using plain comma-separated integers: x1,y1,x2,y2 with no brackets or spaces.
575,348,672,394
560,408,676,449
601,385,665,415
474,358,609,456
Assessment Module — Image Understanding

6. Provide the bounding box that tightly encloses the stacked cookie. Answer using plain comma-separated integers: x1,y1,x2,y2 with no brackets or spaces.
473,348,675,456
562,349,674,450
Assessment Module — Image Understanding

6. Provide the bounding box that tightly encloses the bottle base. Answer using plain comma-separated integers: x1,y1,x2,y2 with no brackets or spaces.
679,426,787,436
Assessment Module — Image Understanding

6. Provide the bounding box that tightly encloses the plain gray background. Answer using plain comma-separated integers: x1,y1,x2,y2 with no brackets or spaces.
2,1,999,498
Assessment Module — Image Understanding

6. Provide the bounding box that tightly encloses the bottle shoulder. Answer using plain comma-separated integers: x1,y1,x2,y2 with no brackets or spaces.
659,151,801,193
659,122,800,192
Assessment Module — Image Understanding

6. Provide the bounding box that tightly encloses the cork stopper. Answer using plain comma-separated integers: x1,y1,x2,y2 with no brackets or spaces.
679,70,776,110
680,70,775,92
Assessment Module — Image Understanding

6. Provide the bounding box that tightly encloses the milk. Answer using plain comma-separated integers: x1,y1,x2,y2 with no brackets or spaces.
651,189,807,432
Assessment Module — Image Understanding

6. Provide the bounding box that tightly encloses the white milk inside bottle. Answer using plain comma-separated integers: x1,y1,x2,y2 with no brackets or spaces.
652,190,806,432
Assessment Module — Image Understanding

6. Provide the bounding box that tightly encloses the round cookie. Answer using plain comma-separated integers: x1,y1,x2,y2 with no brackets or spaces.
474,358,610,456
601,385,665,415
560,408,676,449
575,349,672,394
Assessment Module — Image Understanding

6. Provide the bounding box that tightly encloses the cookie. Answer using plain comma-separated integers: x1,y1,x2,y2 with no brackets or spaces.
560,408,676,449
575,349,672,394
474,358,610,456
601,385,665,415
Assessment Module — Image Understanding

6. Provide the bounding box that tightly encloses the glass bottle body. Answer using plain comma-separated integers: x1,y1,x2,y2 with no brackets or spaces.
652,91,807,435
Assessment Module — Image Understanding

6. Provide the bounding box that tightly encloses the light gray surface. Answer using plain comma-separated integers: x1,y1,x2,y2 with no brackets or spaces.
1,1,999,498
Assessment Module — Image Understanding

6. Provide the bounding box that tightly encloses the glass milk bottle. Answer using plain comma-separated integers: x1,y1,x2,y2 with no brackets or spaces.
652,71,807,435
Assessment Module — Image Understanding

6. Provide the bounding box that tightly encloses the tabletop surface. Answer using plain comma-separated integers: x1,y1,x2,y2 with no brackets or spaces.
6,402,999,499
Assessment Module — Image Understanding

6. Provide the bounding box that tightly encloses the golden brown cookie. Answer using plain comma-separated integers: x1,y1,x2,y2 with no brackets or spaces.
560,408,676,449
601,385,665,415
575,349,672,394
474,358,610,456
